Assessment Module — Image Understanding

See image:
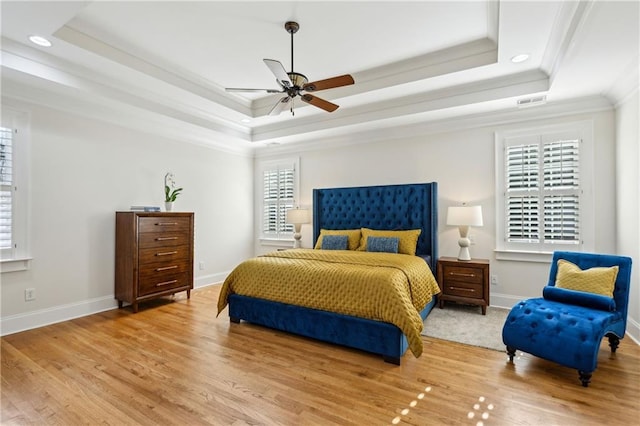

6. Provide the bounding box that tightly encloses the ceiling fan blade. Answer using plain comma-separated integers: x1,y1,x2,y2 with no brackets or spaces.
300,94,339,112
302,74,354,92
264,59,293,88
225,88,283,93
269,96,292,116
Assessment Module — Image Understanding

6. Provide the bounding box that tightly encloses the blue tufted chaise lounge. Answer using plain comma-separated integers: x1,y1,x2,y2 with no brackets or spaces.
502,251,633,387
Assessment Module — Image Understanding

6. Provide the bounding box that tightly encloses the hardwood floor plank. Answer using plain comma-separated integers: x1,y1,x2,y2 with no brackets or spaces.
2,285,639,425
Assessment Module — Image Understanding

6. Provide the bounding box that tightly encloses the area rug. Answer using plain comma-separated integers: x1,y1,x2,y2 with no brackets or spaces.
421,304,510,352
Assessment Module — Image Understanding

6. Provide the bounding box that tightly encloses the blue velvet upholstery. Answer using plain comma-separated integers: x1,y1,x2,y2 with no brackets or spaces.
313,183,438,271
502,251,632,386
366,236,399,253
227,182,439,364
321,235,349,250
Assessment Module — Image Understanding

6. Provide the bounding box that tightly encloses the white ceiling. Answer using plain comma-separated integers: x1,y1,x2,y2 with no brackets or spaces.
1,1,638,154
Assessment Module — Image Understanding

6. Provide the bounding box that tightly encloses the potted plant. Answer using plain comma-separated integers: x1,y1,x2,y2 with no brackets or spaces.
164,172,183,211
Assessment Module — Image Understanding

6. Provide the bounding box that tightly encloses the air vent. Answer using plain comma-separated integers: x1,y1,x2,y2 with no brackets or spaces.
517,95,547,108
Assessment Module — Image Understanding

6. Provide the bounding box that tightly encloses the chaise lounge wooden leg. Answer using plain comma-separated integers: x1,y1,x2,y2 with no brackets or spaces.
578,370,592,387
506,346,516,362
607,333,620,353
230,317,240,323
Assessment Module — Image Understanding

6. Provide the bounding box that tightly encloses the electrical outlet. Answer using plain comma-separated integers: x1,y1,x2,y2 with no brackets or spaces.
25,288,36,301
469,234,476,245
491,274,498,285
199,261,205,270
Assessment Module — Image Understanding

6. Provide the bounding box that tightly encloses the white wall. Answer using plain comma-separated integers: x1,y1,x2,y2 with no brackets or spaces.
257,106,639,338
1,99,254,334
616,90,640,342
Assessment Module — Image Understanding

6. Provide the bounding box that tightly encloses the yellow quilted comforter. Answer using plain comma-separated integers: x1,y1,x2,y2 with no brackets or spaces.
217,249,441,357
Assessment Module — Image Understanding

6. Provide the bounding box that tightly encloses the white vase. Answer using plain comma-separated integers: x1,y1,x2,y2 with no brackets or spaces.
165,202,174,212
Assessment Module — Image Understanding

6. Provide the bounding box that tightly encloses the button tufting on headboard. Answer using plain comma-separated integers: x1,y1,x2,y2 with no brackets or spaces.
312,183,438,271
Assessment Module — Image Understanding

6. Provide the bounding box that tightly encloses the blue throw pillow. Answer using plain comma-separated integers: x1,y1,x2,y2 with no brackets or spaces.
542,285,616,311
366,236,400,253
321,235,349,250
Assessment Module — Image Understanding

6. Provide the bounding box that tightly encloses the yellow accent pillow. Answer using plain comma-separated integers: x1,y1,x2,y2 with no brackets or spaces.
555,259,619,297
358,228,422,255
314,229,362,251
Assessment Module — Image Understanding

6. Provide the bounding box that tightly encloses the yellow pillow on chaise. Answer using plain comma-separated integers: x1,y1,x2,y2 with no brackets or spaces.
314,229,362,251
555,259,619,297
357,228,421,255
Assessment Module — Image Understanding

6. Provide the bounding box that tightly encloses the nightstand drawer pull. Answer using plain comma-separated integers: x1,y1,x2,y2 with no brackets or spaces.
156,279,178,287
156,251,178,256
156,236,178,241
450,286,476,292
156,222,179,226
449,272,475,278
156,265,178,272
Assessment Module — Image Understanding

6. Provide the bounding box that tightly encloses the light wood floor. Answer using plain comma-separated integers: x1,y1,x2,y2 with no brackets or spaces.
2,285,639,425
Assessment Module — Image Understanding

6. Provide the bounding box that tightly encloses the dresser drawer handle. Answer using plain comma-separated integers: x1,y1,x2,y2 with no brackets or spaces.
156,251,178,256
156,237,178,241
156,279,178,287
156,222,178,226
156,265,178,272
449,286,475,292
449,272,475,278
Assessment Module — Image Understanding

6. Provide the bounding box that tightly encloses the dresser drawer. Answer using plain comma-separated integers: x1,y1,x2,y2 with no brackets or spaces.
139,245,191,265
443,282,483,299
138,216,191,234
138,271,191,296
138,232,191,249
441,265,484,284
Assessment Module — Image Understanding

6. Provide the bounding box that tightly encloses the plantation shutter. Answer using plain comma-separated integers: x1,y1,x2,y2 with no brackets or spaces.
262,162,295,238
0,127,13,250
504,134,581,247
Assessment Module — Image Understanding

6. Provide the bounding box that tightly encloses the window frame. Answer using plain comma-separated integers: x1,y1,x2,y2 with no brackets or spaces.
257,157,300,244
1,108,31,273
494,120,594,263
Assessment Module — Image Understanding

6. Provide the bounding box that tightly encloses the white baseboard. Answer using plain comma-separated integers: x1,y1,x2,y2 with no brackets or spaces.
0,295,118,336
1,272,231,337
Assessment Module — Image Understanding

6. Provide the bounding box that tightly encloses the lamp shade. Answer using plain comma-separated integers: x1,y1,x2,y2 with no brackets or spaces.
285,208,310,225
447,205,483,227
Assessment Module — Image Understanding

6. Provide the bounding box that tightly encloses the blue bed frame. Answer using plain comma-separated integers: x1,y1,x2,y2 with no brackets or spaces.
228,182,439,364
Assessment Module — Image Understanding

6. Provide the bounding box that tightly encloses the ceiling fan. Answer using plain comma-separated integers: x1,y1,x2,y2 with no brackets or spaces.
225,21,355,116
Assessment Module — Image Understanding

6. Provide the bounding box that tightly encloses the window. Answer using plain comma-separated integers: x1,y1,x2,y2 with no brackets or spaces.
258,158,299,241
495,121,593,262
0,127,13,252
1,108,30,272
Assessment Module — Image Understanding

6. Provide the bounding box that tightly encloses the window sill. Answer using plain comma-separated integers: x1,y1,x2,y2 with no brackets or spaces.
494,250,552,263
1,257,32,273
259,238,294,248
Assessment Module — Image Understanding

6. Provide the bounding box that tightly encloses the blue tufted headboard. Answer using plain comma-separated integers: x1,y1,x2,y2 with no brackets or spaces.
312,182,438,271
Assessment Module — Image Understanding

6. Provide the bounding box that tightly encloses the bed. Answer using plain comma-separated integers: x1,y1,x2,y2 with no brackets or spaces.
218,182,439,364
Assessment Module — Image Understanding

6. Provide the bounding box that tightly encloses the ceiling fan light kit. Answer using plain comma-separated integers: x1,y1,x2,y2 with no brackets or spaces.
226,21,354,116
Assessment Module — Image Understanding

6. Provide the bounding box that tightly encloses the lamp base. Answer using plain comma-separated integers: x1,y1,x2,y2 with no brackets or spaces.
457,226,472,261
457,245,471,261
293,233,302,248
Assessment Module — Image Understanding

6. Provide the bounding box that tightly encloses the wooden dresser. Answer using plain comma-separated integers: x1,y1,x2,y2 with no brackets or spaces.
436,257,490,315
115,212,194,312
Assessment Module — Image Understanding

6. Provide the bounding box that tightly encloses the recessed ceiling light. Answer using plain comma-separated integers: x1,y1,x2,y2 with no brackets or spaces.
241,118,251,123
511,54,529,63
28,35,52,47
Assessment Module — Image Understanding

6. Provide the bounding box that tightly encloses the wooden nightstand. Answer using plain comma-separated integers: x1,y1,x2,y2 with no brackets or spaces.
436,257,490,315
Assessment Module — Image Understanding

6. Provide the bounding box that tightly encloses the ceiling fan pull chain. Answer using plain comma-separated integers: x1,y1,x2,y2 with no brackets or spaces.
291,98,295,116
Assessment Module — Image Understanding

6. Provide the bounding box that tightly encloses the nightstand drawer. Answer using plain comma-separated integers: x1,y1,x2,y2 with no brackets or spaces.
442,266,484,284
443,282,483,299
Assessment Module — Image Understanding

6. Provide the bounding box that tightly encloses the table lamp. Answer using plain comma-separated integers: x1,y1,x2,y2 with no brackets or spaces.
447,205,483,261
